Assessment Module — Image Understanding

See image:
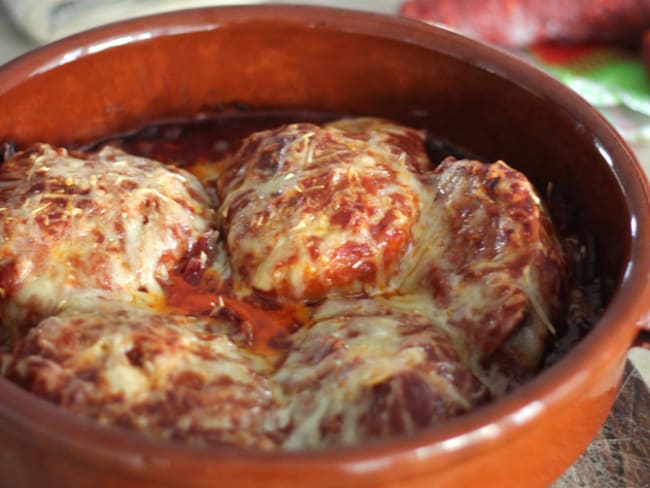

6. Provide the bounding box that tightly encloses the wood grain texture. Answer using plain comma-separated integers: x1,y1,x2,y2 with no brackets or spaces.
555,361,650,487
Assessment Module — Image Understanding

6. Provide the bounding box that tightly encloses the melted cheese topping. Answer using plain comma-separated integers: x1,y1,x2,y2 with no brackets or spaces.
0,118,569,451
275,297,489,448
3,299,281,450
401,158,565,370
219,118,432,300
0,144,216,336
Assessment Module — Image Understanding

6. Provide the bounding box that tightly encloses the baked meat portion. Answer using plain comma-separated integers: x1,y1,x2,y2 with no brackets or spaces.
0,144,216,336
275,298,490,449
3,301,281,450
218,118,432,301
402,157,566,386
0,118,571,452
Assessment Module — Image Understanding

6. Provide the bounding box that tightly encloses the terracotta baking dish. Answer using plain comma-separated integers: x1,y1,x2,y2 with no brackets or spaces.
0,5,649,488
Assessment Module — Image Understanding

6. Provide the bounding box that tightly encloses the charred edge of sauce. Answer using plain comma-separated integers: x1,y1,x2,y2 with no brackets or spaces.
1,141,16,163
79,110,345,156
540,181,605,368
541,179,575,235
425,134,482,167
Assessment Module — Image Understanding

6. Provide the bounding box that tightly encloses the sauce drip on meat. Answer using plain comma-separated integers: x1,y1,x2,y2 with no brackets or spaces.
162,270,309,356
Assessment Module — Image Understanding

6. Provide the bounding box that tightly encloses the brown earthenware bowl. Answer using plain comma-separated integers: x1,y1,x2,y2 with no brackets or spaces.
0,5,649,488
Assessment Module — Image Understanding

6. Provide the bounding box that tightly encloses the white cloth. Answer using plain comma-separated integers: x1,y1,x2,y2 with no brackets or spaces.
1,0,401,44
0,0,262,43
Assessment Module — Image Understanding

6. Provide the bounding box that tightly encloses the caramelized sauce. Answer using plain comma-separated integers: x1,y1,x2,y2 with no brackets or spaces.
162,270,310,356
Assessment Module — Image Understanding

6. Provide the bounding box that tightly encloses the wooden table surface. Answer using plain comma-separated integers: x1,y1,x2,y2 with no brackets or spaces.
554,359,650,487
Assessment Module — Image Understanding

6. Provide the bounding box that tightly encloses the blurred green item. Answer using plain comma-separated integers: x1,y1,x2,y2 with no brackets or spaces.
526,43,650,140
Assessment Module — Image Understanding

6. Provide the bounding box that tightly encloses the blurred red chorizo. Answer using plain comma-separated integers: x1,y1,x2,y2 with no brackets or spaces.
399,0,650,47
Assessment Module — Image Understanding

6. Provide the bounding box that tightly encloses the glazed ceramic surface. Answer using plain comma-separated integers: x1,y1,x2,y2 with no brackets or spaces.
0,6,649,488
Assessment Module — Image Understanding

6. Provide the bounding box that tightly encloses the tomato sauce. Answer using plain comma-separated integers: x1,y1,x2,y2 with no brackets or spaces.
162,270,310,355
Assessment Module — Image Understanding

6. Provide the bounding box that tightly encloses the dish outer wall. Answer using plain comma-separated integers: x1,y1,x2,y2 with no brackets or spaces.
0,6,648,488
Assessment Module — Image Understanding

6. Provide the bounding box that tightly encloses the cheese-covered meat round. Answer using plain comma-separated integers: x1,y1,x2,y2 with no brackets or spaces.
3,301,281,450
402,157,566,380
274,298,490,449
0,117,573,452
0,144,216,337
218,118,432,301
